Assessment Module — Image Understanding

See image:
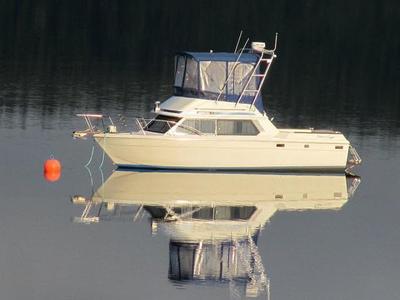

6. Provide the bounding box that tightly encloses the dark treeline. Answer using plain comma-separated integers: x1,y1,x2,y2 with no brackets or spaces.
0,0,399,134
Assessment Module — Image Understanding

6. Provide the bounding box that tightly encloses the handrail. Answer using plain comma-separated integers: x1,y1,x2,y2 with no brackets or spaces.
137,118,203,136
75,114,204,137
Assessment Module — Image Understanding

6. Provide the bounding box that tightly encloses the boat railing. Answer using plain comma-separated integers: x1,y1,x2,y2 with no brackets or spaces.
347,145,362,171
74,114,203,138
132,117,204,136
73,114,107,138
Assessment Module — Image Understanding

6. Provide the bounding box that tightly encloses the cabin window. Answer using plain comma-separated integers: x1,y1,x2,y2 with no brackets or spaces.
214,206,256,220
174,56,186,87
226,62,257,96
177,119,215,135
144,115,181,133
199,61,227,94
176,119,259,136
183,58,198,90
217,120,259,136
175,206,256,220
145,205,256,221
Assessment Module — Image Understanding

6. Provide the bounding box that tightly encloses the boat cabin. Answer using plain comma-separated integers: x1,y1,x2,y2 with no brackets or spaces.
141,96,279,137
138,46,279,137
144,113,263,136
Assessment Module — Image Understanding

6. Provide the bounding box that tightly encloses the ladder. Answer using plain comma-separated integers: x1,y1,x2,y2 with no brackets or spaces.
346,145,362,171
236,50,276,108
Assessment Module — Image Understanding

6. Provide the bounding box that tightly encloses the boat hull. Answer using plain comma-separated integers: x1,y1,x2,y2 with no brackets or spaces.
94,133,350,172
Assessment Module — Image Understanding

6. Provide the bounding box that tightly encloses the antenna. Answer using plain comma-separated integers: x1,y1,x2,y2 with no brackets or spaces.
233,30,243,53
272,32,278,51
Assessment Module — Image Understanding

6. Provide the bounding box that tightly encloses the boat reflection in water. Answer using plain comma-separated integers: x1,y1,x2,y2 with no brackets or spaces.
72,171,360,298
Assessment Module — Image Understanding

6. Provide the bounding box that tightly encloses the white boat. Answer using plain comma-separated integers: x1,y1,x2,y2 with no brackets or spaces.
74,36,361,172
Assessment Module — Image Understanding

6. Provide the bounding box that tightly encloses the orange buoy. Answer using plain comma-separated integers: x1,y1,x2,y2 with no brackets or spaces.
44,170,61,182
44,157,62,182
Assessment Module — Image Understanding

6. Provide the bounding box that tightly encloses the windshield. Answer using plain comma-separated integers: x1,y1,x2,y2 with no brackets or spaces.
144,115,181,134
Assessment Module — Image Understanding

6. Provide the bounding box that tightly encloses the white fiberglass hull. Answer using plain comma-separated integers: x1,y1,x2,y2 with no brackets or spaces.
94,133,350,171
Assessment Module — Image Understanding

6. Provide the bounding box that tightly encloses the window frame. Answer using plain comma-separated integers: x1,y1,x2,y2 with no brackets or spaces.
216,119,260,136
144,115,182,134
174,118,261,136
174,56,186,88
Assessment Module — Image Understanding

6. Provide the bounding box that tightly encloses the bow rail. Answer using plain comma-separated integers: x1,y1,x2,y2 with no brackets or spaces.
73,114,203,139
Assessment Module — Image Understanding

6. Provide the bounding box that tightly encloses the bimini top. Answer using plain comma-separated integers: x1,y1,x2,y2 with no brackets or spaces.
180,51,259,63
173,51,264,112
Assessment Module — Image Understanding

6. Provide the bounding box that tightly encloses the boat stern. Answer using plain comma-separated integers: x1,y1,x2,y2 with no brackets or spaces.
346,145,362,171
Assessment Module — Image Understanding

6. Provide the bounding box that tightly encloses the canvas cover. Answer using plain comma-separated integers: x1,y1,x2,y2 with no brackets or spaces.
173,52,264,112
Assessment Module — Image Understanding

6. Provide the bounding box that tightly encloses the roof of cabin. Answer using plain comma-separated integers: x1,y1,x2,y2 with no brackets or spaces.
177,51,259,63
159,96,262,116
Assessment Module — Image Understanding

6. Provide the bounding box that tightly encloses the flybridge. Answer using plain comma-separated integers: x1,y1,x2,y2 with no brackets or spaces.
173,34,278,112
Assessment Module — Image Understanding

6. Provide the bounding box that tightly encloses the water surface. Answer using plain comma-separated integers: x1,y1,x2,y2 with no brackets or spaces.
0,1,399,299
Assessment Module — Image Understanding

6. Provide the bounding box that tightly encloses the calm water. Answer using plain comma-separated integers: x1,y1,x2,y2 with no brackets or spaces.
1,1,400,299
